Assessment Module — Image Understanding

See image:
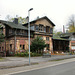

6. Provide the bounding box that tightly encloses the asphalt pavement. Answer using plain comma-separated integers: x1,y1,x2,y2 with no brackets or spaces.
11,61,75,75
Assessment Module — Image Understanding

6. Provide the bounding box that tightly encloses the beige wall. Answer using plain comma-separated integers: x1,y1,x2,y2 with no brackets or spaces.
35,18,53,28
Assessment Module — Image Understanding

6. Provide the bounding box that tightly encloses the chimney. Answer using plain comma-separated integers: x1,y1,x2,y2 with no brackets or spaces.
26,16,29,23
13,18,18,24
63,25,65,33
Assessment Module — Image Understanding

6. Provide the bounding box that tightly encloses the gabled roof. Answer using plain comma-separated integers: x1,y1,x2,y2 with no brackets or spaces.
23,16,55,26
0,20,28,30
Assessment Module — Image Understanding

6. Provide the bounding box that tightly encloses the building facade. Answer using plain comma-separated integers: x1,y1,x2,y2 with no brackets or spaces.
0,16,55,56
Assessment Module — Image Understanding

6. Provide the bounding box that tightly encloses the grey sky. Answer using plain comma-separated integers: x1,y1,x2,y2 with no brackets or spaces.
0,0,75,31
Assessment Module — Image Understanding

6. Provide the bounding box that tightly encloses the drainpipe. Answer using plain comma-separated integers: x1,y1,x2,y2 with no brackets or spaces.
14,29,16,54
5,38,6,57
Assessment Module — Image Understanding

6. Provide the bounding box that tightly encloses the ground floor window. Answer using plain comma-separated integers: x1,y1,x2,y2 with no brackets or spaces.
10,44,12,50
46,37,49,41
71,46,75,50
0,47,1,51
23,45,25,50
46,44,50,50
20,44,25,50
2,47,4,51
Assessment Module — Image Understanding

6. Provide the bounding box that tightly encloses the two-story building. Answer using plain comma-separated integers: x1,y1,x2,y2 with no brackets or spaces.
0,16,55,56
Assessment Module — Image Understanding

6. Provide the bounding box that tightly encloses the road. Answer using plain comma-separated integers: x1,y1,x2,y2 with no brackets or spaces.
11,61,75,75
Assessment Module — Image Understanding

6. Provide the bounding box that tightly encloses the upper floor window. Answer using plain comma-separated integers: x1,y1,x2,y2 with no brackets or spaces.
30,26,35,30
21,30,25,34
50,28,53,34
25,31,28,36
44,27,46,32
35,25,39,31
46,26,50,33
39,24,43,31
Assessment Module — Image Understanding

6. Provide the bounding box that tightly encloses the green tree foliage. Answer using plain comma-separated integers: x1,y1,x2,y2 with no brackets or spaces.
0,25,4,43
5,15,27,24
30,36,47,53
0,34,4,43
67,14,75,32
53,28,62,36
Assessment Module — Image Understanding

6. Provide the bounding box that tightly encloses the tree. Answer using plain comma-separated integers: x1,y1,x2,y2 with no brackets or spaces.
67,14,75,32
5,15,27,24
53,28,62,36
0,25,4,43
0,34,4,43
30,36,47,53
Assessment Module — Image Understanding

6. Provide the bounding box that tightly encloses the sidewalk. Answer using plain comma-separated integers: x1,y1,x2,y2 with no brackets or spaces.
0,55,75,69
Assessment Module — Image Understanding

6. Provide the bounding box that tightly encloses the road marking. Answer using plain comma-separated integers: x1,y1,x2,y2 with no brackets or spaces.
5,58,75,75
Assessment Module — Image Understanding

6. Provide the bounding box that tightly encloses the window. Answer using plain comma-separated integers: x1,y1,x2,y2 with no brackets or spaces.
2,47,4,51
25,31,28,36
31,26,35,30
46,26,50,33
71,46,75,49
20,45,25,50
35,26,39,31
44,27,46,32
39,24,43,31
50,28,53,34
10,44,12,50
0,47,1,51
46,37,49,41
22,30,25,34
20,45,22,49
23,45,25,50
71,38,75,40
20,30,22,34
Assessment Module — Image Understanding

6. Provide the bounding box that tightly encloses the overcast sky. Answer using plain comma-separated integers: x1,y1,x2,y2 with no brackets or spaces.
0,0,75,32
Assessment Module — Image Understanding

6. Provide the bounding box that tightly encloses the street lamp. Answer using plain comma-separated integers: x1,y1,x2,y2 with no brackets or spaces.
28,8,33,65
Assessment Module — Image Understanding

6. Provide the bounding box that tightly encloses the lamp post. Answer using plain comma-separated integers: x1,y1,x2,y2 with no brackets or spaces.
28,8,33,65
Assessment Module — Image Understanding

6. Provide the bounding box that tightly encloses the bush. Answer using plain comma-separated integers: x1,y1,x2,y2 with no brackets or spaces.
15,52,42,57
24,52,29,57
